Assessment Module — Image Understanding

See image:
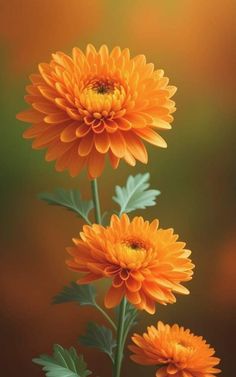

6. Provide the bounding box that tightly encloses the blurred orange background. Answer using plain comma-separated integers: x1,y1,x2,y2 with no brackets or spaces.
0,0,235,376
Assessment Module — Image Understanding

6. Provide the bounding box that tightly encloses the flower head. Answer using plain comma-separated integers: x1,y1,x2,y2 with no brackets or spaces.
129,321,221,377
16,44,176,178
66,214,194,314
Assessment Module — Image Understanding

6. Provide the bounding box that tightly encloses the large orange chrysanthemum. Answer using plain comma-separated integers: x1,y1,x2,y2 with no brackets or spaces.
66,214,194,314
16,44,176,178
129,321,221,377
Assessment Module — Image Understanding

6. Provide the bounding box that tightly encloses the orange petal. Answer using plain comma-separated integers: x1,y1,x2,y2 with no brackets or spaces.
94,132,110,153
32,101,58,114
123,149,136,166
168,85,177,97
113,275,124,288
66,107,81,120
55,146,74,171
32,125,65,149
104,284,124,308
143,295,156,314
23,124,44,139
26,85,40,95
115,117,132,131
126,290,141,305
60,122,78,142
30,73,44,84
78,132,94,156
167,364,178,375
45,140,73,161
78,273,101,284
16,109,44,123
99,44,109,63
38,86,58,101
134,128,167,148
105,119,118,133
151,118,172,130
87,148,105,178
156,367,168,377
109,151,120,169
109,130,126,157
44,112,70,124
76,123,91,138
55,97,71,110
86,43,97,57
68,154,86,177
126,276,142,292
125,132,148,163
125,113,147,128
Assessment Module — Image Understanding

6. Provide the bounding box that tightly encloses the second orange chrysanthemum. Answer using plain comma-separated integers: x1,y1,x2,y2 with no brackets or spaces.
129,321,221,377
66,214,194,314
16,44,176,178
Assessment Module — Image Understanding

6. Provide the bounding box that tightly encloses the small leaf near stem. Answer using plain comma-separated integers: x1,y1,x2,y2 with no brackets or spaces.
52,282,96,306
52,282,116,331
113,173,160,216
113,298,127,377
79,322,116,362
33,344,91,377
38,189,93,225
90,179,102,224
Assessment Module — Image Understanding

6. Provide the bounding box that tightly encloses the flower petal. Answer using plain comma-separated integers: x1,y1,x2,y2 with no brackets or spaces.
134,127,167,148
104,284,124,308
87,148,105,178
109,130,127,157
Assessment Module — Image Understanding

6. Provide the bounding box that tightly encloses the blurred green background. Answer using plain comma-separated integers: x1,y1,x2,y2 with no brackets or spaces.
0,0,235,376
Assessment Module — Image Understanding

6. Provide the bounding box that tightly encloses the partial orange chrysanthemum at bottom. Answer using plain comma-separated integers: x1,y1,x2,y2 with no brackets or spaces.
129,321,221,377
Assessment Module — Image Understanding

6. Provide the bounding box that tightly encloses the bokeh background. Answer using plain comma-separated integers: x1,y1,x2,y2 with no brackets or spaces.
1,0,235,375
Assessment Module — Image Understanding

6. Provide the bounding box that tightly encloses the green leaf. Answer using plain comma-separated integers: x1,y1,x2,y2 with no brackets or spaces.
113,173,160,215
52,282,96,307
38,189,94,224
79,322,116,362
33,344,91,377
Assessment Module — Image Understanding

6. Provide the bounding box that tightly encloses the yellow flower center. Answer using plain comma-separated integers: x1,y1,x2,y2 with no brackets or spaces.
175,340,193,353
79,77,126,117
91,79,115,94
119,244,146,267
114,238,151,269
124,238,150,251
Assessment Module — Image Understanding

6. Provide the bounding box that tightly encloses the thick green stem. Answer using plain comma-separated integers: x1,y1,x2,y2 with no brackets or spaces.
90,179,102,224
113,298,127,377
121,315,135,350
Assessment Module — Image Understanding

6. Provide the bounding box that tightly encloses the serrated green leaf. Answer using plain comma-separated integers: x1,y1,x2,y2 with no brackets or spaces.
33,344,91,377
113,173,160,215
52,282,96,307
38,189,93,224
79,322,116,362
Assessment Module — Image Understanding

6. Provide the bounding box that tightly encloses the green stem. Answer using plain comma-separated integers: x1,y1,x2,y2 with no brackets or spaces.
95,304,117,331
113,298,127,377
90,179,102,224
121,315,135,350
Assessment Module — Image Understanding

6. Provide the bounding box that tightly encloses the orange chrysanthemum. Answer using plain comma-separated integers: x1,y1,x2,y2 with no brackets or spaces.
129,321,221,377
66,214,194,314
16,44,176,178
